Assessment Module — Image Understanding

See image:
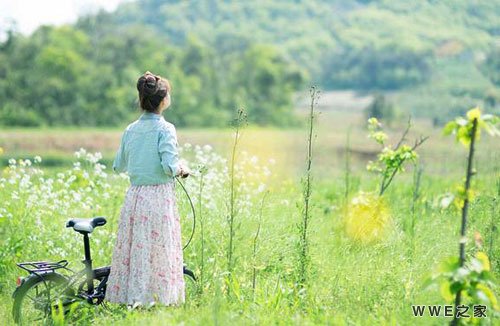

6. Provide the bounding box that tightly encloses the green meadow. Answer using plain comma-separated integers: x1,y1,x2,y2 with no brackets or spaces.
0,106,498,325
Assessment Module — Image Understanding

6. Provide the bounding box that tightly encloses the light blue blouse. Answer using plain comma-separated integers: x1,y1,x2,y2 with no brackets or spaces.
112,112,179,186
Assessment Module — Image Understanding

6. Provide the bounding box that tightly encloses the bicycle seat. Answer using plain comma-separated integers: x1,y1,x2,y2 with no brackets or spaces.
66,217,107,234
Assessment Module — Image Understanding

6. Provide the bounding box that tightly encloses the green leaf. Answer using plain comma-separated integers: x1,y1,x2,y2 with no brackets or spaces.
440,281,454,302
466,107,481,121
457,126,471,146
438,256,460,273
449,281,463,295
476,252,491,271
443,121,457,135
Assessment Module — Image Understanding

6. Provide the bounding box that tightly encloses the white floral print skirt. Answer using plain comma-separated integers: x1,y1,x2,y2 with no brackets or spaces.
105,182,185,306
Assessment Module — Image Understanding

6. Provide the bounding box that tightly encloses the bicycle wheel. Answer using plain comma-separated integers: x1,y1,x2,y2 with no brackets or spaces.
12,272,74,325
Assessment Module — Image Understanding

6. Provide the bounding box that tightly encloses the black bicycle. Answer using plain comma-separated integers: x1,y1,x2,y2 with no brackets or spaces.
12,216,196,325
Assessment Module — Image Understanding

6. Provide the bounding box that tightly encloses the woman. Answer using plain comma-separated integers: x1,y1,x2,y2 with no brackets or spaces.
105,71,189,307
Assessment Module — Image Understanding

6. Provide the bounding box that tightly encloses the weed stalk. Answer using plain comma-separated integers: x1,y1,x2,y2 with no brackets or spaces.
252,191,269,299
298,87,319,287
198,167,206,294
451,118,478,326
227,108,246,279
344,126,351,212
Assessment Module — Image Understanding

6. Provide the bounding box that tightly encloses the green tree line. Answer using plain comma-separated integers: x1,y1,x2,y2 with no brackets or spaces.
0,24,303,127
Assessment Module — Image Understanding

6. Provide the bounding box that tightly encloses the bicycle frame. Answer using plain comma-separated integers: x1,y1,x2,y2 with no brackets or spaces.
82,233,94,294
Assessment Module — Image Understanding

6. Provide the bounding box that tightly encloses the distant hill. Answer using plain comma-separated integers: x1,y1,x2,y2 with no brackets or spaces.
81,0,498,86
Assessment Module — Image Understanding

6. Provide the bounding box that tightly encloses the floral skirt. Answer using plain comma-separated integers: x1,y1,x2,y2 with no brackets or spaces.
105,182,185,306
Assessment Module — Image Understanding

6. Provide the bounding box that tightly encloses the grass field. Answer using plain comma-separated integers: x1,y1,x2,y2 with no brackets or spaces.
1,109,498,176
0,107,498,325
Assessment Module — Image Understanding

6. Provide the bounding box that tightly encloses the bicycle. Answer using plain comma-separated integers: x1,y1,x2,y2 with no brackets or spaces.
11,216,196,324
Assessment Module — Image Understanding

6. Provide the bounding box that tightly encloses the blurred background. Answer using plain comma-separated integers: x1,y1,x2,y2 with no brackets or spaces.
0,0,499,175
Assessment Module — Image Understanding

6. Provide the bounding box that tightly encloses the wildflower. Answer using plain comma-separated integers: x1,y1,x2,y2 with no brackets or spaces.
369,131,388,145
75,148,86,159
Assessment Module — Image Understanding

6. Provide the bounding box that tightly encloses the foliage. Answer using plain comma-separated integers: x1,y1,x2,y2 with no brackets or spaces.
105,0,497,91
438,107,499,324
342,117,427,244
322,46,431,90
443,107,500,147
396,57,498,126
0,26,303,127
0,105,42,127
479,46,500,87
426,252,499,321
366,117,427,195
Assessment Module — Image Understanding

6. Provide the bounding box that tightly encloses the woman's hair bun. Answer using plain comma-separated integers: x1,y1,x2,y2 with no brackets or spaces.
138,72,158,96
136,71,171,112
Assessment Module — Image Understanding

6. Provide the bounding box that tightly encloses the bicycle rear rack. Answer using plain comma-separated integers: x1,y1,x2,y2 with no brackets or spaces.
17,260,70,274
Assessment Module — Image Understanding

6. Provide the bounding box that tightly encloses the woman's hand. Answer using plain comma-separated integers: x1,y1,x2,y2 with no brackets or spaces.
178,165,190,179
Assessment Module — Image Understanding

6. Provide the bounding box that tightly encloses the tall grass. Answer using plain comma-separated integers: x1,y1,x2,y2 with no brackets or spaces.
409,162,423,237
197,165,207,294
344,126,352,209
488,175,499,257
227,108,247,280
297,87,319,287
252,191,268,298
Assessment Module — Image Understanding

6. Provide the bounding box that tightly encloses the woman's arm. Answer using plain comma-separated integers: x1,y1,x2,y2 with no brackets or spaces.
112,131,127,173
158,126,180,178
